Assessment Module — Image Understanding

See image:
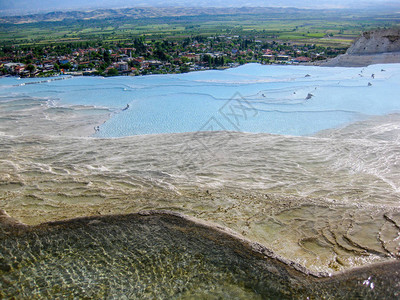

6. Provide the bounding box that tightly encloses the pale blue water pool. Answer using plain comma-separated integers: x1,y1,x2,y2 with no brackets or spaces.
1,63,400,137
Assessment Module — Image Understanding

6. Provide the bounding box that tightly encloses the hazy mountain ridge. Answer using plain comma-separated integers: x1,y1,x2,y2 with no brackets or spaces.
0,0,396,16
0,7,309,24
1,4,399,25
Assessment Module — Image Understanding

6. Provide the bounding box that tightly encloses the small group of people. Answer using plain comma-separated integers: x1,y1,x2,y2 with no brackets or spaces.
94,104,130,133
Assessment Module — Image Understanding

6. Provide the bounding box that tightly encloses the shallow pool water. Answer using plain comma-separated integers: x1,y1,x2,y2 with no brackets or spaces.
2,63,400,137
1,212,399,299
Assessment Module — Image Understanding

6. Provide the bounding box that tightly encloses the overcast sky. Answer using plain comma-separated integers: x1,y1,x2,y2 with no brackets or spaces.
0,0,398,16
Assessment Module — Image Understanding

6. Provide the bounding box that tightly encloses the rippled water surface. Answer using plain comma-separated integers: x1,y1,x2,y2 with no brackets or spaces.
1,212,400,299
0,64,400,297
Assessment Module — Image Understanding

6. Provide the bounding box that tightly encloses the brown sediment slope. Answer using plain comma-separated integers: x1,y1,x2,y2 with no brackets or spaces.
323,28,400,67
0,210,399,299
1,125,400,275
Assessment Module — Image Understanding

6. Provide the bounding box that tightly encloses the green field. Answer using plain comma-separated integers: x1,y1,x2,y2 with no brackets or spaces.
0,8,399,48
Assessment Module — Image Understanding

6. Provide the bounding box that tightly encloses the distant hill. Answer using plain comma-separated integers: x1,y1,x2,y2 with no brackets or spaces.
323,28,400,66
2,4,400,25
0,7,304,24
1,0,397,17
